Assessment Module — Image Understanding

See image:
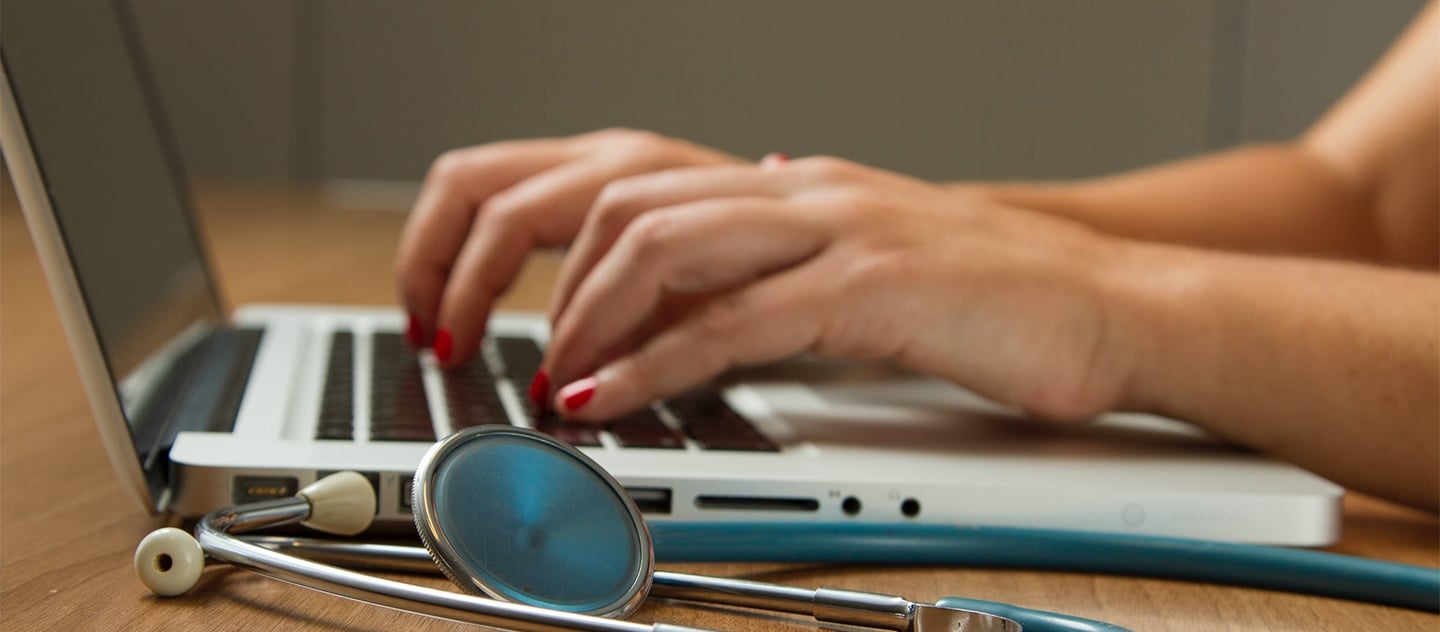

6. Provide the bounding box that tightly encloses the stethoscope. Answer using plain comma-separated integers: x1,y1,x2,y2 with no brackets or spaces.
134,426,1439,631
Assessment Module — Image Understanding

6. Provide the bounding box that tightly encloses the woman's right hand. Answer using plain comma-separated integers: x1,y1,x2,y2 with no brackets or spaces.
394,128,743,367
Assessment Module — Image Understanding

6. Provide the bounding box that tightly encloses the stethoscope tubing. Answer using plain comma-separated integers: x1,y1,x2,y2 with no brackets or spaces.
647,522,1440,612
198,498,707,632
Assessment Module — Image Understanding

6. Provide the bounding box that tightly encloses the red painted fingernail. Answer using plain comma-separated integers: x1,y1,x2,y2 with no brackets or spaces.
558,377,597,412
770,152,789,163
405,314,423,347
434,329,453,363
528,370,550,411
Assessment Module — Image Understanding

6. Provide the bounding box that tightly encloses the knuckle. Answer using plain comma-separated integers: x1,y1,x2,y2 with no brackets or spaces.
590,180,645,233
621,211,682,263
589,127,662,151
426,149,474,185
477,193,531,233
609,130,676,167
394,263,439,311
591,126,642,141
393,259,423,292
614,128,665,149
797,155,862,181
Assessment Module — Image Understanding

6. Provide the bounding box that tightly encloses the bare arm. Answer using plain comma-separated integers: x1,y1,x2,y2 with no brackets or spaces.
987,3,1440,509
1107,243,1439,510
963,1,1439,268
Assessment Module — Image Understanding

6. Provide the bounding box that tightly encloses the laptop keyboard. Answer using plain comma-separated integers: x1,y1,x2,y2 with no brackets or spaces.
316,330,778,451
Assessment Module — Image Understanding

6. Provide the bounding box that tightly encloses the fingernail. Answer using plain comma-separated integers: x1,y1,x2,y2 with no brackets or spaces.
434,329,453,363
760,152,789,168
527,370,550,411
405,314,423,347
558,376,597,412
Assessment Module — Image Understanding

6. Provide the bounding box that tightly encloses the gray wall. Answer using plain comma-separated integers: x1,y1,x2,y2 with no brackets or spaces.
128,1,1426,184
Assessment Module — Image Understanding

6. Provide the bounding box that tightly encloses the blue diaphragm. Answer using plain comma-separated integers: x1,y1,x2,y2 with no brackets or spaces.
412,426,653,617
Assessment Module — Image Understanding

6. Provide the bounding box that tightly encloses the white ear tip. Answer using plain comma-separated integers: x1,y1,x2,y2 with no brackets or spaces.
134,527,205,597
298,471,375,536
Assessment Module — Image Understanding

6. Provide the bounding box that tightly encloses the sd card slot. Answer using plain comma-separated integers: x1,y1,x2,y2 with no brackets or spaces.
695,495,819,512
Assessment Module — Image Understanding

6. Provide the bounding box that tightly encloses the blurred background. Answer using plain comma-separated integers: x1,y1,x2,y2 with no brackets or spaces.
125,0,1424,194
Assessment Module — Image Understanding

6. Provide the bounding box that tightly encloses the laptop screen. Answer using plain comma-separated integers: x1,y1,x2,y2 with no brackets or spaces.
2,0,224,502
2,0,222,384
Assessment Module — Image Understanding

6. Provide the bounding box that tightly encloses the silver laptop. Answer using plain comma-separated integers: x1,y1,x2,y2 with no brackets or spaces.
1,0,1341,546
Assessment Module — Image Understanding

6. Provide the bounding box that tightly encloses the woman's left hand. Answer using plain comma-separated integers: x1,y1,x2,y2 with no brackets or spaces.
541,156,1142,423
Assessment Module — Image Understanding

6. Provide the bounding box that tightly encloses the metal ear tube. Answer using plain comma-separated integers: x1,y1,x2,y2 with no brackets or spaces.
136,472,708,632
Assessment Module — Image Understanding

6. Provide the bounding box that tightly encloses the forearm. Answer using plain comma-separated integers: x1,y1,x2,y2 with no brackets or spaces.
1106,241,1439,510
957,144,1386,261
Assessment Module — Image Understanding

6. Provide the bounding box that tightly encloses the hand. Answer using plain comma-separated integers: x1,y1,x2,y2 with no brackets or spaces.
394,128,742,367
541,156,1140,422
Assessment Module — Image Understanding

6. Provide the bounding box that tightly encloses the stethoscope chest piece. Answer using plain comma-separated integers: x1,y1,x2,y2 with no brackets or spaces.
412,425,654,618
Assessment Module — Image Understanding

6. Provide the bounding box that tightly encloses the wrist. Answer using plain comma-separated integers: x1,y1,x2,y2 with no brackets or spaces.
1088,238,1211,416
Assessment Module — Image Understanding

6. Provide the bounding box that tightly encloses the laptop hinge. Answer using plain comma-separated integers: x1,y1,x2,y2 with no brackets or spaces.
135,326,265,474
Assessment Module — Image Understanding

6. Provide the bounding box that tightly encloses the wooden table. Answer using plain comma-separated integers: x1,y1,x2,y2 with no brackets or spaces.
2,181,1436,631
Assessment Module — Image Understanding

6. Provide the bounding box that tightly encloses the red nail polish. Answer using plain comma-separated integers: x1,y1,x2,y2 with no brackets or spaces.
771,152,789,163
528,370,550,410
434,329,453,363
405,314,423,347
559,377,597,412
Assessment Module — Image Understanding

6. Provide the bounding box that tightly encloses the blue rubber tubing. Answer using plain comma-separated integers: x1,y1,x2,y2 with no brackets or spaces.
649,522,1440,612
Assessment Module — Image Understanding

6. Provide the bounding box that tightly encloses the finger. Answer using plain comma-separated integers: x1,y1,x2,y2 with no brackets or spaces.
395,139,576,343
546,196,829,388
548,164,802,325
434,155,679,366
555,265,830,420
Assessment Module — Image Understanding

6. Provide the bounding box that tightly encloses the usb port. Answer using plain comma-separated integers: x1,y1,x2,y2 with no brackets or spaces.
626,487,672,515
400,475,414,512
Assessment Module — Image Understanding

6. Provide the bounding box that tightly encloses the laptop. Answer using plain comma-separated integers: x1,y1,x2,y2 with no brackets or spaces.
1,0,1341,547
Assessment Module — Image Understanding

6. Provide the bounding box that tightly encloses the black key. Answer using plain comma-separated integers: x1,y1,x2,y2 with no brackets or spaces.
494,335,544,380
437,351,518,431
442,356,511,429
370,332,435,442
533,413,602,447
666,390,779,452
316,331,354,440
607,409,686,449
445,389,510,428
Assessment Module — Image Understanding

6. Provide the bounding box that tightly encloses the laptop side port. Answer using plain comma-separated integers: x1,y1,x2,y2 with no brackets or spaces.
626,487,673,515
232,476,297,504
695,495,820,512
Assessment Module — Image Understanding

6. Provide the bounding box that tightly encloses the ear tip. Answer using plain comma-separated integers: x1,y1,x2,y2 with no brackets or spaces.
134,527,205,596
299,472,376,535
